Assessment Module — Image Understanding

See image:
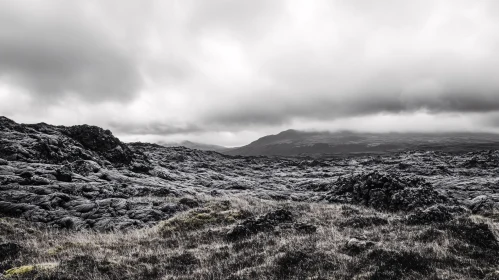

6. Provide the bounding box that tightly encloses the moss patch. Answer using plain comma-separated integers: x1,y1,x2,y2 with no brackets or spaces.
4,263,57,278
5,265,35,277
159,201,250,235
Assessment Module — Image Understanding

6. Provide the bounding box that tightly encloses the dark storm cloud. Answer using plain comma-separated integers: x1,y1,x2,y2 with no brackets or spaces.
203,90,499,128
0,2,142,103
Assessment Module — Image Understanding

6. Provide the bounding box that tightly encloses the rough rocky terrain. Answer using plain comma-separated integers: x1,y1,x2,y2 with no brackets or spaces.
1,116,499,279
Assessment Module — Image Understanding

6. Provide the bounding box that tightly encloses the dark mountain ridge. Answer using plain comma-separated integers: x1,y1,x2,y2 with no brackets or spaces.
225,129,499,156
158,140,228,152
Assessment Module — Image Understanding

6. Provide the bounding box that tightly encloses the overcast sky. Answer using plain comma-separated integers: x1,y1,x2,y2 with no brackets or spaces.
1,0,499,146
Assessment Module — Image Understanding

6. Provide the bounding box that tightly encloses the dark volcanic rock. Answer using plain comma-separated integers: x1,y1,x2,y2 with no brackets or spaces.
0,182,175,231
326,172,446,211
0,117,138,168
62,125,133,166
178,197,200,208
70,160,101,176
405,205,466,225
19,170,34,179
56,165,73,182
2,116,499,234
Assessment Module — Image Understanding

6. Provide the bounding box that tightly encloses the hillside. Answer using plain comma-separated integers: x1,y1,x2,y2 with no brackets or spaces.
1,116,499,279
225,129,499,156
158,140,229,152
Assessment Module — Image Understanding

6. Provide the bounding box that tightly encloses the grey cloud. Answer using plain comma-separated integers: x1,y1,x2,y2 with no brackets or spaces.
187,0,284,37
2,0,499,141
109,121,204,136
201,72,499,130
204,42,499,126
0,3,142,103
203,88,499,129
336,0,435,27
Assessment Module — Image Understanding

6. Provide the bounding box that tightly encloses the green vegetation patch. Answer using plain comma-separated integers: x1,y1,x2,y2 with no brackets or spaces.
4,265,35,277
4,263,57,278
159,201,250,235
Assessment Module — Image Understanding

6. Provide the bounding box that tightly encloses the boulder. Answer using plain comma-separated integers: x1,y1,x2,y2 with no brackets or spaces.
406,205,467,225
130,161,152,174
160,204,179,214
327,172,446,211
55,166,73,182
70,160,101,176
178,197,199,208
19,171,34,179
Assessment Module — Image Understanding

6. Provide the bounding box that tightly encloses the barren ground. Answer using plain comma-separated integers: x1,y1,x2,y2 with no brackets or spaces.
1,116,499,279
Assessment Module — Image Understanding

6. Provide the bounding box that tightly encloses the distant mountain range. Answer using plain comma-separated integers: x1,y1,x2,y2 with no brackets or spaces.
223,129,499,157
158,140,229,152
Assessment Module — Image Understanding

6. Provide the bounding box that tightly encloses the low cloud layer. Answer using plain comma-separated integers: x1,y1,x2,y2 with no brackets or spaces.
1,0,499,146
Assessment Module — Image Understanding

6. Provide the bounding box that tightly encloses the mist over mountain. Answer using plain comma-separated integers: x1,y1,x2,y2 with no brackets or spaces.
225,129,499,157
158,140,228,152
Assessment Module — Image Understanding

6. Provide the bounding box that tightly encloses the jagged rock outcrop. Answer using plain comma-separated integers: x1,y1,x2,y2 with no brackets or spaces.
0,117,138,168
61,125,134,166
325,172,447,211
